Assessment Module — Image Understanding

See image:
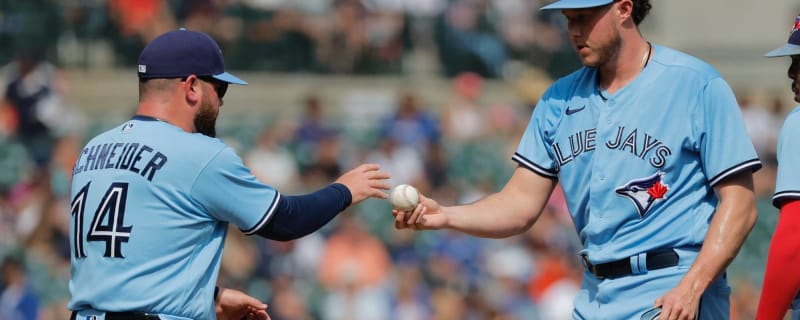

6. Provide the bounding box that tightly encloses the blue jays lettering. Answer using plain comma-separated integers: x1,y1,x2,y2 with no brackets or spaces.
553,126,672,169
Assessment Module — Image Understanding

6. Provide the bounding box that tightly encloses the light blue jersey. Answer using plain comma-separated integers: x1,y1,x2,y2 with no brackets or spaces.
773,107,800,320
68,116,279,319
513,44,760,319
773,106,800,207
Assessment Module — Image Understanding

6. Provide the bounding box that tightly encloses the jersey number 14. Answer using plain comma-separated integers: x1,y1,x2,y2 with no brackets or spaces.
71,182,133,258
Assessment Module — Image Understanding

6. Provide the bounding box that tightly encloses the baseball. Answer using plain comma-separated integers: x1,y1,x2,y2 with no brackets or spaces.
390,184,419,212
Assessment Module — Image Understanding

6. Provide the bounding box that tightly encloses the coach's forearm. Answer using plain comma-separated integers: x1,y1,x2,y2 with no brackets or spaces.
682,174,757,294
255,183,351,241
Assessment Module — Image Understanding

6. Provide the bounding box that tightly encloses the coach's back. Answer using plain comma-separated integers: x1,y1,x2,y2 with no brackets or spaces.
68,116,278,319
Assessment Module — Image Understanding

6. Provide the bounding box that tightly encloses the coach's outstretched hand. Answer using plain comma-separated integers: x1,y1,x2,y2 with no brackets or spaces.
393,193,446,230
216,287,271,320
335,164,391,204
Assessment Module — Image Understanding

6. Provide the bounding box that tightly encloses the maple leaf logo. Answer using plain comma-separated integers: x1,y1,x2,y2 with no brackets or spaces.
647,181,668,199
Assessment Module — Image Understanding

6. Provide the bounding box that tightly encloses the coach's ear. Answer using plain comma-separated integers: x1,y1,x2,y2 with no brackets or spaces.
182,75,203,105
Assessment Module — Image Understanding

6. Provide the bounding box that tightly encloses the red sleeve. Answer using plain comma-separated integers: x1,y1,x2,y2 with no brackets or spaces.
757,200,800,320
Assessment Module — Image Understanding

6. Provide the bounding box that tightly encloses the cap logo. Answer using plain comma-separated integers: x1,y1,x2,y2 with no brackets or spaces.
138,65,147,73
788,16,800,47
766,15,800,56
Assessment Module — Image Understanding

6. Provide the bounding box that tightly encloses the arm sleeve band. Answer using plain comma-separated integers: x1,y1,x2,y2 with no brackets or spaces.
756,200,800,320
255,183,352,241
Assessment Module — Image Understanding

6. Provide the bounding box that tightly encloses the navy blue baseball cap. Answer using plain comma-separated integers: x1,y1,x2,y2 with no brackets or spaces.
137,28,247,85
540,0,614,10
765,16,800,57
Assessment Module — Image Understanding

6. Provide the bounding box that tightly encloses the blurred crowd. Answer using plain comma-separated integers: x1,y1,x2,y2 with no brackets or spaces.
0,1,793,320
1,0,581,79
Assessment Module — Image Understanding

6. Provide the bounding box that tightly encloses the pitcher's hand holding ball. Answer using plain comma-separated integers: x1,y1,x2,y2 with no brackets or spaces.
392,188,446,230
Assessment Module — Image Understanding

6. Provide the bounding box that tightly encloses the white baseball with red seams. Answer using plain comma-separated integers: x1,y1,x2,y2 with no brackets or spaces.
390,184,419,211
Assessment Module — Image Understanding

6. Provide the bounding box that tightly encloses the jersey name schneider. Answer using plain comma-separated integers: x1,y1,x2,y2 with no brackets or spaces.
73,142,168,181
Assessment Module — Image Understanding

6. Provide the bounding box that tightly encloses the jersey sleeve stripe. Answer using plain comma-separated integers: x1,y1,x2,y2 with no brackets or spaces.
707,159,762,186
772,192,800,208
241,193,281,235
512,152,559,179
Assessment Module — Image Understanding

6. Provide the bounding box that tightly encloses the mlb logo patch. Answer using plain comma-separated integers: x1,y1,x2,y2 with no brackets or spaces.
138,65,147,73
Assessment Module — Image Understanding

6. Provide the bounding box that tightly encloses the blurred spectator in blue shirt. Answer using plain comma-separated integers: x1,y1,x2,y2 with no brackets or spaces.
434,0,506,78
377,92,439,155
0,255,39,320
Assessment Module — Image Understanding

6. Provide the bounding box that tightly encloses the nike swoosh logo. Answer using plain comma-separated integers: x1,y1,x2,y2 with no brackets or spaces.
566,105,586,115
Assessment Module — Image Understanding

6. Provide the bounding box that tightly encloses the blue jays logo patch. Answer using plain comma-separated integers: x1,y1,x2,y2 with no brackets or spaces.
615,172,669,218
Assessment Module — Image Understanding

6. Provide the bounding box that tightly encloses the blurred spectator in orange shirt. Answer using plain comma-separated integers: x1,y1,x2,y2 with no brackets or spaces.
108,0,175,42
317,214,392,320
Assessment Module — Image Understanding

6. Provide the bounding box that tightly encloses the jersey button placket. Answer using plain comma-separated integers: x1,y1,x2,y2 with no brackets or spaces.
591,99,619,218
